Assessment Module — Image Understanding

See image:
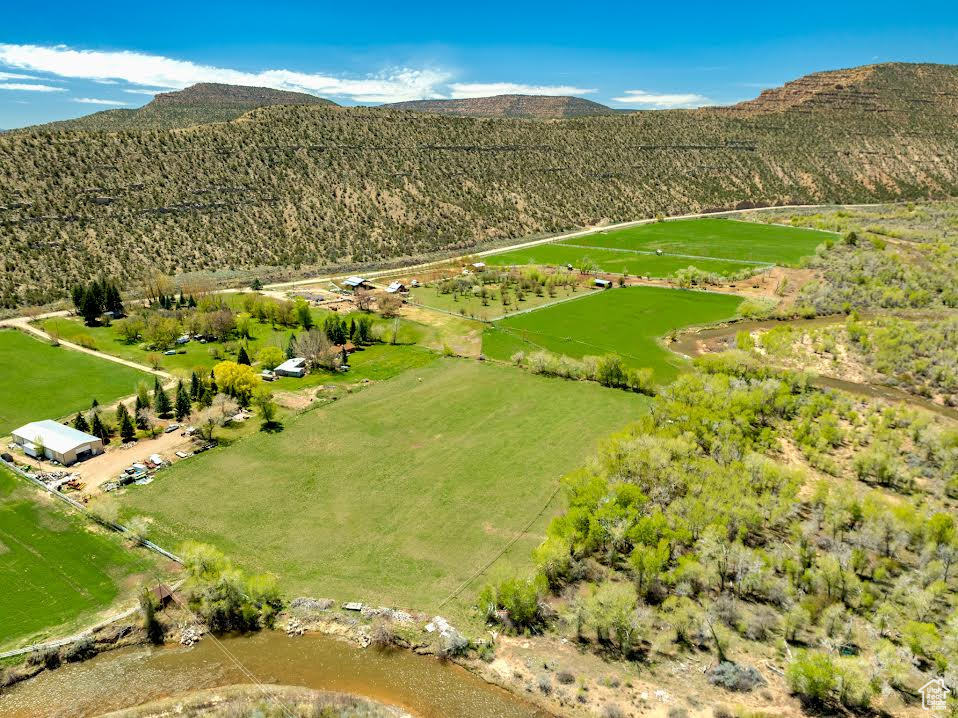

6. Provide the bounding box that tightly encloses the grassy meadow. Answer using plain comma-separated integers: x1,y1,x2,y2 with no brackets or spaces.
485,242,763,277
0,330,148,434
483,286,744,381
565,218,833,265
0,468,156,649
119,360,648,618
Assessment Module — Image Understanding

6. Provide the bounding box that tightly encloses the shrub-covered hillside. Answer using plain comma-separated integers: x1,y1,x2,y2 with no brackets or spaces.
2,62,958,307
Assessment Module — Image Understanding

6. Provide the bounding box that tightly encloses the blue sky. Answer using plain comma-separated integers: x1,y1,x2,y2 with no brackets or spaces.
2,0,957,127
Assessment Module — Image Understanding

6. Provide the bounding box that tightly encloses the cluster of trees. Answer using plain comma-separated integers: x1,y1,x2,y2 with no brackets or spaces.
71,278,125,326
71,360,283,444
4,62,956,307
510,349,655,394
779,202,958,317
480,353,958,711
180,541,283,632
746,314,958,409
437,267,581,308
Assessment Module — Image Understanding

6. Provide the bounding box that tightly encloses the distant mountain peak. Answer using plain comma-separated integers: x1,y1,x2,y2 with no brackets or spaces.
151,83,335,108
380,94,616,119
724,62,958,115
26,82,336,133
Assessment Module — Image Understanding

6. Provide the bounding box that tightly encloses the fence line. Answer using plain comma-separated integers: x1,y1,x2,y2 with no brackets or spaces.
0,457,182,564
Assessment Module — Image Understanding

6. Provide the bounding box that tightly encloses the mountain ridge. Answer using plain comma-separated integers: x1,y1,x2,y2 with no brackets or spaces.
26,83,336,132
379,94,617,119
2,62,957,306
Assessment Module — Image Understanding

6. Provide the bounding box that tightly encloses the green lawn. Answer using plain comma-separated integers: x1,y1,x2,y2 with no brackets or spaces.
0,330,149,434
483,286,744,381
485,242,764,277
119,360,647,617
563,218,833,266
0,468,154,649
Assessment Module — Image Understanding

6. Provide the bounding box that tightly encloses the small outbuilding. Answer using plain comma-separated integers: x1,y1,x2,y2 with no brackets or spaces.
274,357,307,378
385,281,408,294
342,276,371,290
151,584,175,606
471,262,486,271
11,420,104,466
594,278,613,288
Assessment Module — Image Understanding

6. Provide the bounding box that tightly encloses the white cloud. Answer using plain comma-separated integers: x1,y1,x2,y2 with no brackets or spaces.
0,71,44,81
0,43,451,103
449,82,596,99
73,97,132,106
123,88,166,96
610,90,712,109
0,82,64,92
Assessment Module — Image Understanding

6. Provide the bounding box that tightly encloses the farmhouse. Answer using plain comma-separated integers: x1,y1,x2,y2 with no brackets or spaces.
342,276,371,290
274,357,307,378
11,420,104,466
385,281,408,294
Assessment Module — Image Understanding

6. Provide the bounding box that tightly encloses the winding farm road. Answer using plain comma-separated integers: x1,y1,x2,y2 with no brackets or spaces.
0,312,173,381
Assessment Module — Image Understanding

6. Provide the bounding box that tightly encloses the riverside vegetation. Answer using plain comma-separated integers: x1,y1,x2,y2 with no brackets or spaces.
479,352,958,714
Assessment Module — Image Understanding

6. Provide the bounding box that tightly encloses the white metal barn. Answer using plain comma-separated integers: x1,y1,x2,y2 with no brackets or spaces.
11,420,104,465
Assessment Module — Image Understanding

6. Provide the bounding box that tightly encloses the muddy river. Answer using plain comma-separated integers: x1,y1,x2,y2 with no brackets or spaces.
0,631,549,718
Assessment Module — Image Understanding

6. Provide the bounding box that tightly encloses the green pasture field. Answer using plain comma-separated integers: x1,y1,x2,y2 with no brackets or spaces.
0,330,149,435
118,360,647,620
563,218,833,266
0,468,156,649
483,286,744,381
484,243,764,277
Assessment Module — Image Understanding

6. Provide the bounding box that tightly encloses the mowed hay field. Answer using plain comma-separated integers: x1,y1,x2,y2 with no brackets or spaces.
564,218,833,266
484,243,761,278
0,469,152,649
483,286,744,380
120,360,647,614
0,330,148,434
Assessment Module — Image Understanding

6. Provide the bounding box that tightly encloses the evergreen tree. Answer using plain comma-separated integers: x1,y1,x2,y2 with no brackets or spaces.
116,402,130,426
91,398,99,410
71,284,85,313
349,318,357,340
73,412,89,433
80,289,102,325
104,283,124,316
209,370,217,395
188,295,197,308
90,412,110,445
155,387,173,418
120,413,136,443
189,371,201,400
175,380,191,421
286,333,296,359
237,345,251,365
154,375,163,394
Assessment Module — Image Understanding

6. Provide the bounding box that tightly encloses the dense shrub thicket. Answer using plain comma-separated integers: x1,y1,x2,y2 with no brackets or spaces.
480,353,958,711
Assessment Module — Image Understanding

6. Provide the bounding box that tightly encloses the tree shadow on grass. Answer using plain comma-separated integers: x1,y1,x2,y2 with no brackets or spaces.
260,421,284,434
